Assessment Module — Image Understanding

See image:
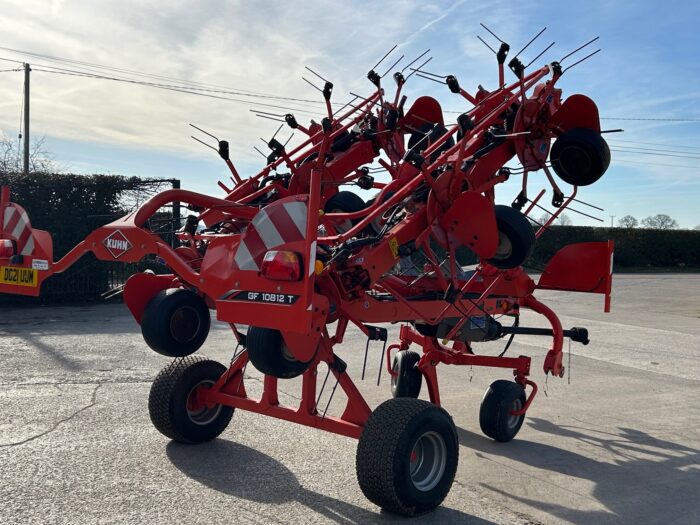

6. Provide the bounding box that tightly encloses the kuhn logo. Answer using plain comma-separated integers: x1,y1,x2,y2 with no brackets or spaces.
103,230,133,259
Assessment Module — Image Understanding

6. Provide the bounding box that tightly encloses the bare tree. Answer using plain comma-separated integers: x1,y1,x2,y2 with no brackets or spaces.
558,213,572,226
537,212,572,226
641,214,678,230
618,215,638,228
694,224,700,231
0,133,61,173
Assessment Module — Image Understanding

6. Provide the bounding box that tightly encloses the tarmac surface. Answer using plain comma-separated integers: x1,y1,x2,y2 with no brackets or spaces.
1,274,699,524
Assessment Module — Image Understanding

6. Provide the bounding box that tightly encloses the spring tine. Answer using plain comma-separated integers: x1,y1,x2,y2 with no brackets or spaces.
371,44,398,71
415,72,445,85
381,54,405,77
321,377,340,421
477,35,497,54
314,364,332,413
560,36,600,63
404,57,433,81
526,41,556,68
304,66,329,83
254,113,286,123
514,26,547,59
253,146,268,158
571,197,605,211
302,77,323,92
189,123,219,141
191,135,219,152
237,362,248,394
563,49,601,73
376,340,388,386
361,337,370,380
250,109,286,117
480,22,505,43
566,206,605,222
401,49,430,73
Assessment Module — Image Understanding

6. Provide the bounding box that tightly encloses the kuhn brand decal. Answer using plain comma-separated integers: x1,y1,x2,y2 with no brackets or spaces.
103,230,133,259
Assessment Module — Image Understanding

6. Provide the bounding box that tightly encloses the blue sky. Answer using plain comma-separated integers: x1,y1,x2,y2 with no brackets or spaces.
0,0,698,227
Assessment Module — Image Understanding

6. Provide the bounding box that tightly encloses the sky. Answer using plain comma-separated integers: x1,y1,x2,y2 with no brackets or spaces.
0,0,699,228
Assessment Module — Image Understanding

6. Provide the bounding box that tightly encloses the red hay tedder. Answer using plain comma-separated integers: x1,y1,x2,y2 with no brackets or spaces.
0,28,615,516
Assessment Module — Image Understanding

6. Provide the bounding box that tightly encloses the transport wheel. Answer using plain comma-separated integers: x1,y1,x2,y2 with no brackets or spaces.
141,288,210,358
391,350,422,398
246,327,316,379
479,380,527,442
148,355,233,443
324,191,367,233
356,398,458,516
550,127,611,186
485,205,535,269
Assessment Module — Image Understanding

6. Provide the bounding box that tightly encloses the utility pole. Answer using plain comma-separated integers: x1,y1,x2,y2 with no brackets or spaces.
23,63,30,175
610,215,615,228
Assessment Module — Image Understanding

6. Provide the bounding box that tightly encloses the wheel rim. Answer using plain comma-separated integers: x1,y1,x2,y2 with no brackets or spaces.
559,144,592,178
391,358,399,389
494,231,513,259
186,380,222,425
409,431,447,492
507,398,523,430
170,305,201,343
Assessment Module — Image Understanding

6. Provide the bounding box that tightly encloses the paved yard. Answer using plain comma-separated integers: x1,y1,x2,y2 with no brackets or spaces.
1,274,698,524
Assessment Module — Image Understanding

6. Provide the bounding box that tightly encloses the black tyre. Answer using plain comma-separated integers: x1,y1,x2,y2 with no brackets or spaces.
391,350,422,399
486,205,535,269
550,127,611,186
148,356,234,443
141,288,210,357
246,326,316,379
324,191,367,234
479,380,526,442
356,398,458,516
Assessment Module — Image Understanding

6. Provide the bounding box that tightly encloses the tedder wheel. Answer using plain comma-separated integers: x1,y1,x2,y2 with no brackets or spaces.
550,127,611,186
479,380,527,442
148,355,233,443
391,350,422,399
141,288,210,357
324,191,367,234
246,326,316,379
356,398,458,516
486,205,535,269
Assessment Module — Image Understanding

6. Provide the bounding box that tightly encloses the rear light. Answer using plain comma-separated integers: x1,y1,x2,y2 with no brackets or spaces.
261,250,302,281
0,239,14,258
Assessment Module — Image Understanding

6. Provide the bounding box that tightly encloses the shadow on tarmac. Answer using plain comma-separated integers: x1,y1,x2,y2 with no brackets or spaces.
167,439,498,525
457,418,700,524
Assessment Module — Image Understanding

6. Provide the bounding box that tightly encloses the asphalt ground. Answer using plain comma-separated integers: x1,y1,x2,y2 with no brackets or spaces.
1,274,699,524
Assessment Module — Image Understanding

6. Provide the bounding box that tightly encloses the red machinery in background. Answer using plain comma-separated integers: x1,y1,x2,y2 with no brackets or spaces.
0,28,614,516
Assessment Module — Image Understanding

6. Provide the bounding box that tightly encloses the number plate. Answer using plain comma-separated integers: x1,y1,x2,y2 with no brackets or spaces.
0,266,38,287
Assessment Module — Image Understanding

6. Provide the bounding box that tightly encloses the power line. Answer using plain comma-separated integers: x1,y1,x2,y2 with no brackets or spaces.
612,159,700,170
608,144,700,157
601,117,700,122
0,47,327,106
608,138,700,151
31,67,323,117
609,148,700,161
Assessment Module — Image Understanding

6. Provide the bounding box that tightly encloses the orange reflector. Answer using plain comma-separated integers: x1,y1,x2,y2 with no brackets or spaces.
261,250,302,281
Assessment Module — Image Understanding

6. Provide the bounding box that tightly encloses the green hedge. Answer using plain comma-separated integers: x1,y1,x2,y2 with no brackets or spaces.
530,226,700,270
